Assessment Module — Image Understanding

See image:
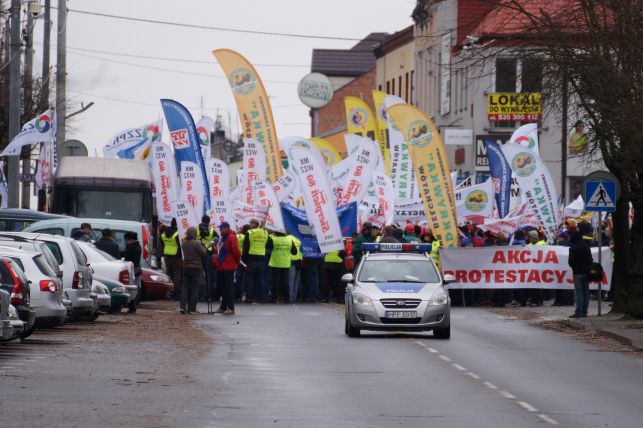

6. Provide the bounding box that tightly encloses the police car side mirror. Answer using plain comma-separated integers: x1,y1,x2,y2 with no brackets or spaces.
341,273,354,283
442,274,456,285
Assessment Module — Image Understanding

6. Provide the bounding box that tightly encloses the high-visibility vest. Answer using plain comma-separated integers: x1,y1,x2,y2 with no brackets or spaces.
290,236,302,261
324,250,343,264
269,235,292,268
162,231,179,256
197,226,216,250
237,233,245,253
248,228,268,256
430,240,440,270
536,240,546,246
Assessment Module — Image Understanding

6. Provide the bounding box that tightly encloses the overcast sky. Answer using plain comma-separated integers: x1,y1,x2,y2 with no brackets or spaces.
29,0,414,154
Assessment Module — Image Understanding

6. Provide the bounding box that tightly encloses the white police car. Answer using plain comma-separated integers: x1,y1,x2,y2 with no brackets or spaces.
343,243,453,338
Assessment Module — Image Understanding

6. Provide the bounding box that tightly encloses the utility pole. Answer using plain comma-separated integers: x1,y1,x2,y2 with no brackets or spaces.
8,0,22,208
561,76,568,203
21,11,34,209
55,0,67,162
41,0,51,108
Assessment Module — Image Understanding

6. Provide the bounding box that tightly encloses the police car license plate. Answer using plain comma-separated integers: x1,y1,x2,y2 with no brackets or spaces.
386,311,416,319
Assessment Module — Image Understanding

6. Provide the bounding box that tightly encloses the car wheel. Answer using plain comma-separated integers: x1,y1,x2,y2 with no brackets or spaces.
433,325,450,339
345,317,360,337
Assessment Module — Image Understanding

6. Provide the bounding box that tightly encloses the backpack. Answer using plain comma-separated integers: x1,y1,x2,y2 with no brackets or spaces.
587,262,604,282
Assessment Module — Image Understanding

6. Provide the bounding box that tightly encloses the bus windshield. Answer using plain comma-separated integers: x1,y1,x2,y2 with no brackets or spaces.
54,188,151,222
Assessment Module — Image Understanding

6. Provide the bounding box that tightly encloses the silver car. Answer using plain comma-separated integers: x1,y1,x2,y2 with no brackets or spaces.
0,247,67,328
343,243,453,339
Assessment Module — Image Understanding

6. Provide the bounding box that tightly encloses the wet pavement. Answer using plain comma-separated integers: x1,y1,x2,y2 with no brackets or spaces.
2,300,643,427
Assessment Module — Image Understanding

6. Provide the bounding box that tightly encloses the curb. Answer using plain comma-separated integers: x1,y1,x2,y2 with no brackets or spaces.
564,319,643,350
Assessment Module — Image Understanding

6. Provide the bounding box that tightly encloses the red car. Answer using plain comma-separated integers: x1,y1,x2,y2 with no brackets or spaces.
140,268,173,300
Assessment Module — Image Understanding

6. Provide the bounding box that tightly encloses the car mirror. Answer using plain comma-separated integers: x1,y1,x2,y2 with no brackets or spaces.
341,273,354,283
442,274,456,285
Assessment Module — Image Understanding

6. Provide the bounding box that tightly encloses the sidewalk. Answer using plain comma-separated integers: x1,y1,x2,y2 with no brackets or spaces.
486,299,643,351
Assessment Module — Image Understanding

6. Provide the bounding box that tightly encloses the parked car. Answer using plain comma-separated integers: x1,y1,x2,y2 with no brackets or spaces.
76,241,137,303
0,256,36,338
0,208,68,232
92,275,130,313
0,234,65,280
0,247,66,328
88,280,111,320
140,268,173,300
0,232,94,321
0,288,25,342
24,217,153,268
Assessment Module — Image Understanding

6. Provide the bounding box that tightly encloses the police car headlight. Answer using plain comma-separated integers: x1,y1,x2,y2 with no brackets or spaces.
428,291,448,306
352,293,373,306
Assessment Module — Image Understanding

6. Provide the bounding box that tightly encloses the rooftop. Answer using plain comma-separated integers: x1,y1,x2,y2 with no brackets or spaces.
311,32,389,77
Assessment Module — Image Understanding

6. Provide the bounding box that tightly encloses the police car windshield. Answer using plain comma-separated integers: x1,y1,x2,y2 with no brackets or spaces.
358,259,440,283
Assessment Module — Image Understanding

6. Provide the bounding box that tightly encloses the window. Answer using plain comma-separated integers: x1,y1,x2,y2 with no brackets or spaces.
33,254,57,277
33,227,64,236
69,240,88,267
411,70,415,104
391,79,395,95
358,259,440,284
405,72,409,101
9,257,24,272
495,58,517,92
398,76,403,97
521,57,543,92
378,84,382,91
386,80,391,94
43,242,64,265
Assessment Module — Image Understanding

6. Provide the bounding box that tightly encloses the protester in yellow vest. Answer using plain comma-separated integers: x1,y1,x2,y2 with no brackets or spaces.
196,215,219,303
288,234,303,303
527,230,545,306
242,219,270,303
321,249,346,303
267,231,297,303
160,218,182,299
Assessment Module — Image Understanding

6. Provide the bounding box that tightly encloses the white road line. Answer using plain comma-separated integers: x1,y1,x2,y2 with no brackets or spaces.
413,340,427,348
452,363,466,371
426,347,438,353
466,372,481,379
517,401,538,412
498,390,516,399
538,414,559,425
438,355,452,362
483,381,498,390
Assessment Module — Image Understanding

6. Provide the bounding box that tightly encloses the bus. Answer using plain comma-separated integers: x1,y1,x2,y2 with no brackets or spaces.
52,157,153,223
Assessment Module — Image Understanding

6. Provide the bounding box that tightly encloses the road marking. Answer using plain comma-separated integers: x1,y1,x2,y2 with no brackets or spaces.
413,340,426,348
452,363,466,371
438,355,452,362
538,414,559,425
466,372,481,379
518,401,538,412
483,381,498,390
498,390,516,399
426,347,438,353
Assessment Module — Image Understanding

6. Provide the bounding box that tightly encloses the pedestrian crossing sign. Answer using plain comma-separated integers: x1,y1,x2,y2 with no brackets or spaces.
584,181,616,212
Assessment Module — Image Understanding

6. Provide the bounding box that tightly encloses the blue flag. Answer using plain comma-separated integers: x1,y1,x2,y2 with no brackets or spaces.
281,202,357,258
160,99,210,213
484,138,511,218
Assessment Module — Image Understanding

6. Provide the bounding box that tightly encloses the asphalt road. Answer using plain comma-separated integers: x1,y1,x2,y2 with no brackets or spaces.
2,302,643,427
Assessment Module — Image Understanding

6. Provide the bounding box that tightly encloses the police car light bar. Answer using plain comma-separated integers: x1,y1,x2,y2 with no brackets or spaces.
362,243,431,253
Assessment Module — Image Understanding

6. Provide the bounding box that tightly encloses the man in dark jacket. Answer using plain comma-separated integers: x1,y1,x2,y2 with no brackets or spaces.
379,226,399,243
214,222,240,315
568,231,593,318
180,227,206,314
95,228,121,259
123,231,142,313
352,222,375,267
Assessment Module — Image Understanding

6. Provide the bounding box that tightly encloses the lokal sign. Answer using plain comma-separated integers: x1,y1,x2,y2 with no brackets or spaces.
487,92,542,122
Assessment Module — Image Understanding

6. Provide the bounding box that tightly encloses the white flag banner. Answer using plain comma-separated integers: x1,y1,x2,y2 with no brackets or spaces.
441,246,612,290
180,161,206,218
151,142,179,225
205,158,233,227
385,95,418,200
196,116,215,161
233,200,269,225
253,181,286,233
338,135,378,206
455,175,473,190
103,119,163,159
393,201,426,223
242,138,267,204
35,142,54,191
502,143,560,242
1,109,55,156
373,173,395,227
173,199,199,241
290,147,344,253
509,123,539,155
272,171,297,201
455,179,495,222
478,214,524,236
0,161,8,208
564,195,585,219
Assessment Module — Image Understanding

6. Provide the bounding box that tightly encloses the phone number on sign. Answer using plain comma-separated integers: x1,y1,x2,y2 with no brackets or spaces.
488,114,541,122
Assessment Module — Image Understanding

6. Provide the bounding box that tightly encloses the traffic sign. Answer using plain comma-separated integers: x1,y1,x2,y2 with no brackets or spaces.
585,181,616,212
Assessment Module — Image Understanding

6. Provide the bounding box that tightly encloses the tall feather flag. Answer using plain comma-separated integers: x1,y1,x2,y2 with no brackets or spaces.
212,49,282,182
483,138,512,218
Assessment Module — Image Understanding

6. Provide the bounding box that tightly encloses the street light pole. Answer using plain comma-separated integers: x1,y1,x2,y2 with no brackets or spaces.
21,11,35,209
55,0,67,162
8,0,22,208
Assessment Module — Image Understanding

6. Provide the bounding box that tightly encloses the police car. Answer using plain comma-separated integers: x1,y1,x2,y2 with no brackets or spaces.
343,243,454,339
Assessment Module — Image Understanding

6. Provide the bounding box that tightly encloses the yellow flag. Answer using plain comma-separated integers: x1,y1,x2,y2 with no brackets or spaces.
388,104,459,248
309,137,341,166
212,49,283,182
344,96,378,145
372,90,391,174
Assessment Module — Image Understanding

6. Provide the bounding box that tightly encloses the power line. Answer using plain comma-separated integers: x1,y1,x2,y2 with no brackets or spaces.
60,7,363,41
67,51,299,84
35,43,310,68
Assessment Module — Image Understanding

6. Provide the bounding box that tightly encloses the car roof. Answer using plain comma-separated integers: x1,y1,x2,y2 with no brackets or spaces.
0,245,38,256
0,231,73,243
0,208,68,220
